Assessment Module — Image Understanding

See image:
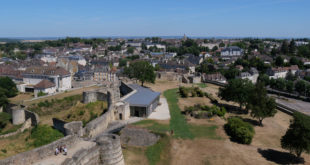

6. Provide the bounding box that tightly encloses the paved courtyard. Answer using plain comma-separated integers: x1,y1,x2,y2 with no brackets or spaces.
148,98,170,120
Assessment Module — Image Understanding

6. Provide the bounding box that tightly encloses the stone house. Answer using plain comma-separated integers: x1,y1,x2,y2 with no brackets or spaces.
34,79,56,96
202,73,227,84
22,66,72,92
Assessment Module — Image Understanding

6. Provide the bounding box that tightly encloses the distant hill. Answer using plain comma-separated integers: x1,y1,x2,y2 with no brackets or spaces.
0,38,22,43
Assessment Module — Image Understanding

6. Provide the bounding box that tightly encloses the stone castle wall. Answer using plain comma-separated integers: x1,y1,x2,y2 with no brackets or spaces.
0,135,80,165
0,81,127,165
62,134,124,165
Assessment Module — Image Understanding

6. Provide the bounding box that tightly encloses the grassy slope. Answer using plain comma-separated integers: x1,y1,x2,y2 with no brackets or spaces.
164,88,194,139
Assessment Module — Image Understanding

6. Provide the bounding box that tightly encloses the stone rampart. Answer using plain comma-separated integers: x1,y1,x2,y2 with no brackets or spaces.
61,134,124,165
84,91,115,138
64,121,84,137
24,110,39,126
0,119,32,139
0,135,80,165
53,118,67,134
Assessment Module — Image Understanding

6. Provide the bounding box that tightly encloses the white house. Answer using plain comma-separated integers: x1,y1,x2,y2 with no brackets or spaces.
267,65,299,79
146,43,166,50
221,46,243,57
39,54,57,63
23,66,72,92
34,79,57,96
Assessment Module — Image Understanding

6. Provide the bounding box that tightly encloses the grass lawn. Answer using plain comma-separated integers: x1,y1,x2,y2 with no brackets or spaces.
189,124,222,140
195,83,207,88
125,88,223,165
133,120,170,134
146,134,171,165
164,88,194,139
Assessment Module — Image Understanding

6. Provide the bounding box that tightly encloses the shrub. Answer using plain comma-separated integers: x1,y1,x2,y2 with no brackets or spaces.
1,149,7,153
79,110,85,116
196,90,204,97
217,107,226,117
224,117,254,144
37,91,47,97
30,125,64,147
179,87,189,98
0,112,11,129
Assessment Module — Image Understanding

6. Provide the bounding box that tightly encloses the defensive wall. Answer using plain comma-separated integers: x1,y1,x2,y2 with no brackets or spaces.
0,81,128,165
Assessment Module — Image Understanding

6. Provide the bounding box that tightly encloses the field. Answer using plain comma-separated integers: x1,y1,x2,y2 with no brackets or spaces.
123,80,310,165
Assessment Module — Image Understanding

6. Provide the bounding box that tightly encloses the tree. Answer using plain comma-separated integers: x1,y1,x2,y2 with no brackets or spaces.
281,112,310,158
222,68,240,80
248,83,277,126
218,79,254,110
127,47,135,54
281,40,289,54
289,40,296,54
219,42,225,47
286,80,294,93
286,71,296,81
212,46,218,52
0,88,9,108
257,74,270,86
124,61,156,86
275,78,286,91
0,76,18,97
289,56,299,65
295,80,307,95
275,56,284,66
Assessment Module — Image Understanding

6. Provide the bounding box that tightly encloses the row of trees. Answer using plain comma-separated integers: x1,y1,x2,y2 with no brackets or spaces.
167,39,211,56
218,79,277,126
258,74,310,96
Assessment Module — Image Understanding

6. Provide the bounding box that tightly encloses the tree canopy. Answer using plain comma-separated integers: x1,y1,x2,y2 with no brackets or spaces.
281,112,310,158
218,79,254,110
0,77,17,108
124,61,156,86
248,83,277,126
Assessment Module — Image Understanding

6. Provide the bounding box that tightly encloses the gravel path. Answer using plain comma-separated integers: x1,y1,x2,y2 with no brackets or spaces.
148,98,170,120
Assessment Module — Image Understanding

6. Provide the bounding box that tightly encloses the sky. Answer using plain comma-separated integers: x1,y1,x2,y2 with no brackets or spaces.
0,0,309,38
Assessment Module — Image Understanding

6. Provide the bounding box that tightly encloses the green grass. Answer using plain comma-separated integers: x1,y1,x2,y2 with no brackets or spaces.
164,88,194,139
196,83,207,88
146,134,170,165
30,125,64,147
189,124,222,140
133,120,170,134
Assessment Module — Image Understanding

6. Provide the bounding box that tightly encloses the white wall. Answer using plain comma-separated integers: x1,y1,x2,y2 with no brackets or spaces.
59,76,72,91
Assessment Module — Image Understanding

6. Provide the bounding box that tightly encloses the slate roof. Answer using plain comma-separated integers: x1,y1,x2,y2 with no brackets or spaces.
34,79,55,89
124,84,160,107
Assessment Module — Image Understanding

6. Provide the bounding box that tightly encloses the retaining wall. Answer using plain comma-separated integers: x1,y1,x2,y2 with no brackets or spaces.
84,91,115,138
0,119,32,139
53,118,67,134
